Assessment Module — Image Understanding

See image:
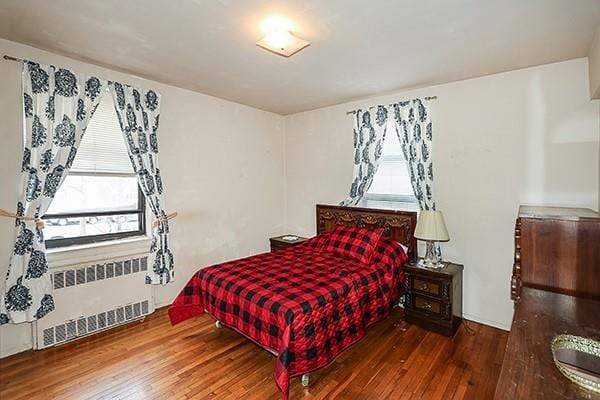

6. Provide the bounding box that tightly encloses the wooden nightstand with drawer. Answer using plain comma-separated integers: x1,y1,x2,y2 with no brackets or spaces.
269,235,308,252
403,261,463,337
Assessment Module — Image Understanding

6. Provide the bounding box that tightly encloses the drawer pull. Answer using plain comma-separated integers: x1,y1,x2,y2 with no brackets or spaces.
420,283,430,291
419,302,432,311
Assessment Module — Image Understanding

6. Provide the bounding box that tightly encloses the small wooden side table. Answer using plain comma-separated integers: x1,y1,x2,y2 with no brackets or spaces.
269,235,308,252
403,261,464,336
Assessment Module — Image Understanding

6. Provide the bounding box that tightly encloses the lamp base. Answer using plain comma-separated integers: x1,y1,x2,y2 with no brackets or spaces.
418,241,445,269
418,259,446,269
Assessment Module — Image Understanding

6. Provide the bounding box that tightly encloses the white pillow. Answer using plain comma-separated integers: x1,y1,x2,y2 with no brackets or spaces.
398,242,409,254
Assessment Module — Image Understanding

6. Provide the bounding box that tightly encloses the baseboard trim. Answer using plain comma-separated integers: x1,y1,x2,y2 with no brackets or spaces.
0,342,33,359
463,313,511,331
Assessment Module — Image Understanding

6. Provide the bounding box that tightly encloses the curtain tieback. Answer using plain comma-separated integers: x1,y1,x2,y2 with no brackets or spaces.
152,211,177,229
0,208,45,229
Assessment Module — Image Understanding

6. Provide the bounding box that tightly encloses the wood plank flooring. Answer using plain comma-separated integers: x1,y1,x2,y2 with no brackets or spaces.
0,307,508,400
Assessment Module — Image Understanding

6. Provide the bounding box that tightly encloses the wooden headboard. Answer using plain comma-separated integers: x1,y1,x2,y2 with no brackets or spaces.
316,204,418,262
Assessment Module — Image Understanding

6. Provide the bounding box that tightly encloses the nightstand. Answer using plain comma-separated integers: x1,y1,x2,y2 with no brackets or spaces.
269,235,308,252
403,261,463,337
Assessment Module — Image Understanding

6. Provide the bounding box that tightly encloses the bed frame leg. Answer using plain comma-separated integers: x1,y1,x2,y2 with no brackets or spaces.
215,320,222,329
301,374,309,387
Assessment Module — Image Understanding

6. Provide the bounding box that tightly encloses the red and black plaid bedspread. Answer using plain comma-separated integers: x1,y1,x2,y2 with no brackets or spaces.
169,234,408,399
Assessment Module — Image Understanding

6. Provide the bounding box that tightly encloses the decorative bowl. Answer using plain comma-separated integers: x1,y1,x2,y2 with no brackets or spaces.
551,334,600,394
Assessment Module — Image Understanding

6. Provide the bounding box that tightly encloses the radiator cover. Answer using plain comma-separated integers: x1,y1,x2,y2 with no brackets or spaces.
34,254,155,349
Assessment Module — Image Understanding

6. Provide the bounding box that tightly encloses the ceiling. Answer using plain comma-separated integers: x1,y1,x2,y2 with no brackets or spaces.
0,0,599,115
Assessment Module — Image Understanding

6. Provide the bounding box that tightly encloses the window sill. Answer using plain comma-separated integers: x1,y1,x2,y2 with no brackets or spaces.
47,235,150,269
359,199,420,212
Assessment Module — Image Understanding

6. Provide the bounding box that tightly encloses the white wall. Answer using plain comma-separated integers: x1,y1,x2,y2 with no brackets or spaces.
591,26,600,208
284,58,600,330
0,39,285,357
589,25,600,100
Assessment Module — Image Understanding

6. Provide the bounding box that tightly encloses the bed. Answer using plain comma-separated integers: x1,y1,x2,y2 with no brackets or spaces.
169,204,417,399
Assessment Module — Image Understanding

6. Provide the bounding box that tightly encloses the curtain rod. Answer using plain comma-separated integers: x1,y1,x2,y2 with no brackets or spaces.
3,54,23,62
345,96,437,115
3,54,159,94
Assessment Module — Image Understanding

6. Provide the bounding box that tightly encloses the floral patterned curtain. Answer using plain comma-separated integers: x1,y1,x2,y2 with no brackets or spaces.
391,99,435,211
392,98,441,256
0,61,106,324
108,82,174,285
340,106,389,206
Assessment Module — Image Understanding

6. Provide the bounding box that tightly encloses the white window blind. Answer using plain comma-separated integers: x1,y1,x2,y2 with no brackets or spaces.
362,119,418,210
70,92,133,174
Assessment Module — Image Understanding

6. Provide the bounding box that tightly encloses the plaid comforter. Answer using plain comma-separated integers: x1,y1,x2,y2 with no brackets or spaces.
169,233,408,399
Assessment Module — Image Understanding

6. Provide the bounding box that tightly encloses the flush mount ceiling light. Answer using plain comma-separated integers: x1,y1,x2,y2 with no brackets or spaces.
256,15,310,57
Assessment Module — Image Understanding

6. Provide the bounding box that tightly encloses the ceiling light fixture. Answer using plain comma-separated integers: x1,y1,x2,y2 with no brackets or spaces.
256,16,309,57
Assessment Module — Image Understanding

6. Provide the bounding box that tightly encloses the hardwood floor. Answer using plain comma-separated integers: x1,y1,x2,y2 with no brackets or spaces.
0,307,507,400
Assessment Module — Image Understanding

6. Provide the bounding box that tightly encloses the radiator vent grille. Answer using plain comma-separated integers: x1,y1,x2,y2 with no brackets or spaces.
76,268,86,285
115,262,123,276
39,300,150,348
96,264,105,280
98,312,107,330
65,270,75,287
43,327,54,347
125,304,133,320
106,263,114,279
54,272,64,289
88,315,97,332
52,256,148,290
77,317,87,335
66,320,76,340
55,324,66,343
141,300,149,314
124,260,132,275
117,307,124,323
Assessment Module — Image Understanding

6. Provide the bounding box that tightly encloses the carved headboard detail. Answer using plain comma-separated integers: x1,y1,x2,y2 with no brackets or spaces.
316,204,418,262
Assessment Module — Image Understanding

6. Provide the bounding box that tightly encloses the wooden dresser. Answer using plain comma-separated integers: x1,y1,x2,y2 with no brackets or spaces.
495,206,600,399
495,288,600,400
511,206,600,301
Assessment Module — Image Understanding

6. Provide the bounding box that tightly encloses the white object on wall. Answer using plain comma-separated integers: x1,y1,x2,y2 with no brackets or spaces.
34,254,154,350
588,25,600,100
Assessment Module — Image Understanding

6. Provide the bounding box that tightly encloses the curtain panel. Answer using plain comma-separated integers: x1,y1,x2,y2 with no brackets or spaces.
109,82,174,285
0,62,106,324
391,99,436,211
340,106,389,206
391,98,441,257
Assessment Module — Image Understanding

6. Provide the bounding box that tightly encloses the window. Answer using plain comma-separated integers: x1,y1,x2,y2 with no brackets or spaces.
360,119,418,211
44,93,145,248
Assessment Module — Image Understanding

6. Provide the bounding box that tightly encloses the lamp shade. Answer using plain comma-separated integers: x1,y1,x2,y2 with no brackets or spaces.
414,210,450,242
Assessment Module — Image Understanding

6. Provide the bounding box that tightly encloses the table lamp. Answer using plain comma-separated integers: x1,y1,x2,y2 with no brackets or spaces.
414,210,450,269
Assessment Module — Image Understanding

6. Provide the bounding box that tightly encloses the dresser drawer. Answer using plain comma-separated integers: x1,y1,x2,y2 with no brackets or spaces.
408,274,449,300
412,295,444,317
412,277,443,297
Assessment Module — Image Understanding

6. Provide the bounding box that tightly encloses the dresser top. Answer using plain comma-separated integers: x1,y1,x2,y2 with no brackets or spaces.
405,261,463,277
495,288,600,399
518,205,600,221
269,235,308,245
